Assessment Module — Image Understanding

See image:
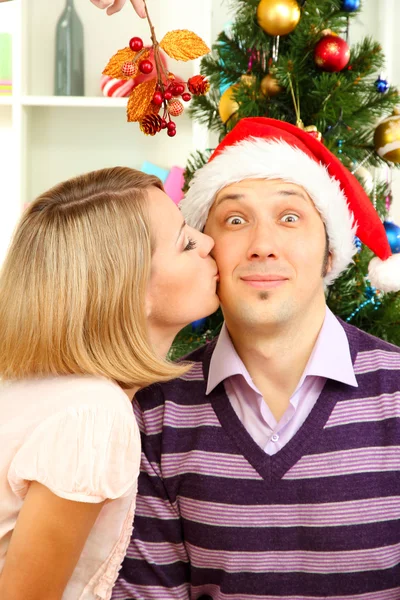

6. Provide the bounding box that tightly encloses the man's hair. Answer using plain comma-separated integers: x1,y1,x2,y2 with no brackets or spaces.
0,166,189,386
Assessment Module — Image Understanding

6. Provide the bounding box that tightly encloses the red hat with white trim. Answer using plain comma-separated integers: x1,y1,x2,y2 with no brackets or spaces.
180,117,400,292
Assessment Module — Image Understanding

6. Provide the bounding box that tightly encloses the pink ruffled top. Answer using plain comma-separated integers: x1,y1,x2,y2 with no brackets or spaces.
0,375,141,599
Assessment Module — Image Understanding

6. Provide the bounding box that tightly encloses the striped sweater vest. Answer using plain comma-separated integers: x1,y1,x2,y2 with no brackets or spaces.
114,320,400,600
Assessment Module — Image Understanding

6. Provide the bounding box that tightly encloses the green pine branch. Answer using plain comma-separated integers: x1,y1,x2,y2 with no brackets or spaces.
174,0,400,357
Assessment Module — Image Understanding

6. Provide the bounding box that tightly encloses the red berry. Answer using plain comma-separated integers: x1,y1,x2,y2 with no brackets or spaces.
139,60,153,75
173,83,185,95
167,128,177,137
129,37,144,52
163,91,173,101
167,121,176,131
160,119,168,130
152,91,163,106
181,92,192,102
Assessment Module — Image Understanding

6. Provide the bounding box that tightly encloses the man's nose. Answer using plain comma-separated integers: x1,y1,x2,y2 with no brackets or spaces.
246,222,280,261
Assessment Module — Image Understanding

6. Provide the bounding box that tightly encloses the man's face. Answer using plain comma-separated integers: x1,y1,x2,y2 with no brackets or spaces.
204,178,331,331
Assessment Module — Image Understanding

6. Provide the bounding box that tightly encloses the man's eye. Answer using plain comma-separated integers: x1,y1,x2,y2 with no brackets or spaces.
281,214,299,223
227,216,245,225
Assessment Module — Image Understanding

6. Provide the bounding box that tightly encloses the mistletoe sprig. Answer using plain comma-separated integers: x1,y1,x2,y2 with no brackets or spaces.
103,0,211,137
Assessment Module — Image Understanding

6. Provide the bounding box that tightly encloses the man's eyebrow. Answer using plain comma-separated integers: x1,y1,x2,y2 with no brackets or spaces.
214,188,311,208
276,189,311,203
214,193,245,207
176,220,186,244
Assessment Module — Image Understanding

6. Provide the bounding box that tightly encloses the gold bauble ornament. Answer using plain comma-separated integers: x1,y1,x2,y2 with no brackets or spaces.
218,85,239,124
257,0,301,37
241,74,257,87
260,74,282,97
303,124,322,142
374,107,400,164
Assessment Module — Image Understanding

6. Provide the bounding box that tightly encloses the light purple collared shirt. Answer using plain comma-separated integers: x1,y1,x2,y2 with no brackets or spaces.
206,307,358,455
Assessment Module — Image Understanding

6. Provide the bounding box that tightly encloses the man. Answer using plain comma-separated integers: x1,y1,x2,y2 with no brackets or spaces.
114,118,400,599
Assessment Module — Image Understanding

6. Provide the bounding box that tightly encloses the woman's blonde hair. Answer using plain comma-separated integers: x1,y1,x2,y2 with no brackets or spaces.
0,166,189,386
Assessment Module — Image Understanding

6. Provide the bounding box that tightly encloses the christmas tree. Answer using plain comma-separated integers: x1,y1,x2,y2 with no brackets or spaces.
170,0,400,360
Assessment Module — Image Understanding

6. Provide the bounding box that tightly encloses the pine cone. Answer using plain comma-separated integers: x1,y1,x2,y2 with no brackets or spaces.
140,113,163,136
187,75,210,96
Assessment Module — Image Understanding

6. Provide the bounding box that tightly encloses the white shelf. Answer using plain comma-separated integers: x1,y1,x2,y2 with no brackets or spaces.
0,97,12,105
21,95,127,108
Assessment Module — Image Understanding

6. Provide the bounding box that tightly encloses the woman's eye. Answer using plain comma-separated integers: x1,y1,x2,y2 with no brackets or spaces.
281,214,299,223
184,237,197,251
227,216,245,225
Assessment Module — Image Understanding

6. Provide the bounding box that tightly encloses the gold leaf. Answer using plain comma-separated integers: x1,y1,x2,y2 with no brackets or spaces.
159,30,210,62
103,47,150,80
127,79,157,123
103,47,135,79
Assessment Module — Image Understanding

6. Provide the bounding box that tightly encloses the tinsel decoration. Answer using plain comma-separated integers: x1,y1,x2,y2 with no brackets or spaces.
346,283,382,322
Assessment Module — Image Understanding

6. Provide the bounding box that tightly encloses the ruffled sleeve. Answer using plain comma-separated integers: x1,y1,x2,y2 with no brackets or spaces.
8,400,141,503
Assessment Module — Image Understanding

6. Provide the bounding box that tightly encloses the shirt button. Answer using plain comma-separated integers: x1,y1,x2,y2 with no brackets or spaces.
271,434,279,443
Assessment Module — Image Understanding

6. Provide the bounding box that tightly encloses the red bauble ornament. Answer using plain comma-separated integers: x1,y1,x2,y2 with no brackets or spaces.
139,59,154,75
163,91,173,101
152,91,164,106
129,36,144,52
167,128,177,137
121,61,137,77
182,92,192,102
314,34,350,72
167,99,184,117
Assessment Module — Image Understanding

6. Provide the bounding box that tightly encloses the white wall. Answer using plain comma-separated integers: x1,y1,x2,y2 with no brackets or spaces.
0,0,399,240
0,1,18,263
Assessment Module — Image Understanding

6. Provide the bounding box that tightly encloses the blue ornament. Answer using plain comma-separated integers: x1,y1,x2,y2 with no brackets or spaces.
342,0,360,11
384,220,400,254
191,318,208,332
354,236,362,252
375,77,389,94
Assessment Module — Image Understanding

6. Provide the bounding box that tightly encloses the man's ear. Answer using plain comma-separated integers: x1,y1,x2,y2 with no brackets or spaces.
327,251,333,275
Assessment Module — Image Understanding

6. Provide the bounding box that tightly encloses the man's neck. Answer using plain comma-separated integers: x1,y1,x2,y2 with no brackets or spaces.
224,303,327,421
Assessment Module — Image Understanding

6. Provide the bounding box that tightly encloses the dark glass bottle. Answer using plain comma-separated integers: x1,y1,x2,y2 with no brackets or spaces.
54,0,84,96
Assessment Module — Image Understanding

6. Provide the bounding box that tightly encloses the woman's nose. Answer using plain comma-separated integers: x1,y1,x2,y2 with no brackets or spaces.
197,230,215,256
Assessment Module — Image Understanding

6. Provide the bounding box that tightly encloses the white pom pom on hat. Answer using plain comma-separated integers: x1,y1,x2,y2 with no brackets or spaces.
180,117,399,292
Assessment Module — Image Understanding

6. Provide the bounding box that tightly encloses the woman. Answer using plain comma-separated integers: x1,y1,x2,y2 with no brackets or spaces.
0,167,219,600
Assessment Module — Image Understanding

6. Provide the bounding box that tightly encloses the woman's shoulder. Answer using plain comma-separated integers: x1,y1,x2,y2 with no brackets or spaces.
1,374,131,414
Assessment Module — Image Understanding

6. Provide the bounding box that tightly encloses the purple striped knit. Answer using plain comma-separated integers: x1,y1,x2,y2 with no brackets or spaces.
113,320,400,599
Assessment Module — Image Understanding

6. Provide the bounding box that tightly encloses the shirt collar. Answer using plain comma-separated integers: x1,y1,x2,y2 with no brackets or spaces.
206,306,358,395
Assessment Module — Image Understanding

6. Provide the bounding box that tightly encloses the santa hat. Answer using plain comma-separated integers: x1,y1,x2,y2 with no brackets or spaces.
180,117,400,292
